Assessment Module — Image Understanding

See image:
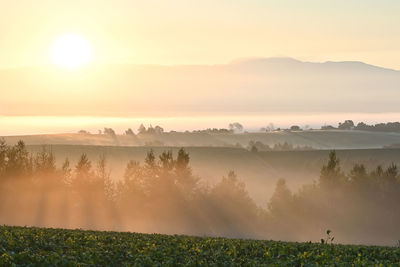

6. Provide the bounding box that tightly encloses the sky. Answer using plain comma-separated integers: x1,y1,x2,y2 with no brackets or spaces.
1,0,400,69
1,0,400,134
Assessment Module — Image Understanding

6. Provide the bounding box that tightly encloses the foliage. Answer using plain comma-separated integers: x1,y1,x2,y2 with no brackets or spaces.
3,139,400,245
319,150,344,187
247,141,314,151
103,127,117,137
192,128,233,134
125,128,135,136
338,120,355,130
0,140,263,238
290,125,302,131
321,230,334,245
0,225,399,266
266,150,400,244
229,122,244,133
355,121,400,132
137,124,164,135
323,120,400,133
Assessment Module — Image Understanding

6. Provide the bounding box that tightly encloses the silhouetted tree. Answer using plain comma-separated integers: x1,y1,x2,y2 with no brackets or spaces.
383,163,398,184
290,125,301,131
137,124,146,134
61,158,72,184
116,160,144,210
355,122,372,131
4,141,30,179
34,147,56,175
370,165,384,179
320,151,344,188
229,122,244,133
159,150,174,171
147,125,156,135
123,160,141,181
78,130,90,135
0,138,7,177
338,120,354,130
73,154,93,187
268,179,293,218
125,128,135,136
96,155,114,201
174,148,198,192
104,128,116,137
348,163,368,185
175,148,189,171
144,149,156,169
210,171,260,236
154,125,164,135
321,125,336,130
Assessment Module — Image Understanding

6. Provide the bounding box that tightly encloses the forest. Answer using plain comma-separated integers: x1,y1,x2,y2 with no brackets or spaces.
0,139,400,245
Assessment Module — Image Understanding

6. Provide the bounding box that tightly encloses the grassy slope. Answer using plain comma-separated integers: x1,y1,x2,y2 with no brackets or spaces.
0,226,399,266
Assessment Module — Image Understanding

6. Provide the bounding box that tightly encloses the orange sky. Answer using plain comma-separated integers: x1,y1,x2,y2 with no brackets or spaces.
1,0,400,70
1,0,400,135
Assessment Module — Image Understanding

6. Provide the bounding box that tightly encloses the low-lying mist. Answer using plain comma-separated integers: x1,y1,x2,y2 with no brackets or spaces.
5,112,400,136
0,139,399,246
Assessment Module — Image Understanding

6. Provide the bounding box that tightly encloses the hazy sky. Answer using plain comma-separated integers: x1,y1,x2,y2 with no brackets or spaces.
1,0,400,69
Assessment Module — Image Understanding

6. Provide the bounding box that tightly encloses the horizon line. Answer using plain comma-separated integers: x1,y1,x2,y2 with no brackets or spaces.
1,56,398,72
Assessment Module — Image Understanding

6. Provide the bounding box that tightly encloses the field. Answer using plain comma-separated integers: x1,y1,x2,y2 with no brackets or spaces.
4,129,400,149
0,226,399,266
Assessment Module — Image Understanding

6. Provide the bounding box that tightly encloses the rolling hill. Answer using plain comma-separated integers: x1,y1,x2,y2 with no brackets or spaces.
3,129,400,149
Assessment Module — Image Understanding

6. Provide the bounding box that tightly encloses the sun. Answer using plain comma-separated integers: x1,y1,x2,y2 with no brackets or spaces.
51,34,93,69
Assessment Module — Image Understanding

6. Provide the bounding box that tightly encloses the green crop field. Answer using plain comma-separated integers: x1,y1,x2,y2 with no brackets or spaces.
0,226,399,266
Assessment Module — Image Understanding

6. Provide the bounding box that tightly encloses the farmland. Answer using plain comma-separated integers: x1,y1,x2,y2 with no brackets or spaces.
4,129,400,149
1,226,399,266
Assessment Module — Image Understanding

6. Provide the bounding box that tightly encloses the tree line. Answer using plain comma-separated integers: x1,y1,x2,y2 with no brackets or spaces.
0,139,400,244
0,139,262,238
322,120,400,132
268,151,400,244
248,141,314,152
78,122,245,136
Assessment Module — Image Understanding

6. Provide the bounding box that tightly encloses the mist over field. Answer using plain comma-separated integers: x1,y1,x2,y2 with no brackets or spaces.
3,1,400,265
4,112,400,136
2,130,400,246
3,58,400,246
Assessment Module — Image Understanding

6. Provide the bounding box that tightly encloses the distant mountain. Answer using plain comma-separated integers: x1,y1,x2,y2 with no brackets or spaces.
230,57,397,73
1,58,399,116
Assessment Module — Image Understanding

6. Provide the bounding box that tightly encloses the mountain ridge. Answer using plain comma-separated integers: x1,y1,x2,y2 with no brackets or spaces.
0,57,398,73
1,57,400,116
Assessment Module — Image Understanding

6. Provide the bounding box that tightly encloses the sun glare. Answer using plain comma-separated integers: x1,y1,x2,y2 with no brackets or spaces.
51,34,93,69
